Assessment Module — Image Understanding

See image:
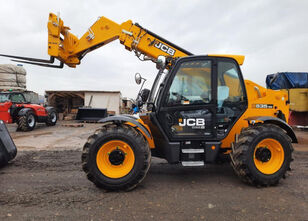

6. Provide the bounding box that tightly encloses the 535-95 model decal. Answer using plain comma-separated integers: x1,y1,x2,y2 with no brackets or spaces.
253,104,274,109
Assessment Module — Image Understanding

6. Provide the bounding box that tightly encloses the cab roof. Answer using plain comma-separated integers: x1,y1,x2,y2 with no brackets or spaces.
208,54,245,65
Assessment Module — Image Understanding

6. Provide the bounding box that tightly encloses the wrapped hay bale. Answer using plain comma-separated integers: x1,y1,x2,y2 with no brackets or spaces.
0,64,26,90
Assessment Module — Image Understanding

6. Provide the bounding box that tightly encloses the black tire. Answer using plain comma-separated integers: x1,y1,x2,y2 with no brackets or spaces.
230,124,293,186
46,109,57,126
81,124,151,191
17,110,36,131
0,151,8,168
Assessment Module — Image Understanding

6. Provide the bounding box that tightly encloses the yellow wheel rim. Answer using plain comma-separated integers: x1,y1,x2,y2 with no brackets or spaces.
253,138,284,175
96,140,135,179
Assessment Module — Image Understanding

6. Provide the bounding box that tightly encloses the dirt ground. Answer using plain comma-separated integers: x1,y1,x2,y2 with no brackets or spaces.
0,122,307,221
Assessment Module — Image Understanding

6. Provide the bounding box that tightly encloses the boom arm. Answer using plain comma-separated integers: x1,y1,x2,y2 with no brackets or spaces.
47,13,192,68
0,13,245,68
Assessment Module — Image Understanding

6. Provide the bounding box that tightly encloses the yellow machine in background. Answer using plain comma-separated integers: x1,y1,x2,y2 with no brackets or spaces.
0,13,297,190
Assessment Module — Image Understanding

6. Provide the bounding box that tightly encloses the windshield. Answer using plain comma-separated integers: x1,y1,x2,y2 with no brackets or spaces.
0,93,26,103
167,60,212,106
0,94,10,102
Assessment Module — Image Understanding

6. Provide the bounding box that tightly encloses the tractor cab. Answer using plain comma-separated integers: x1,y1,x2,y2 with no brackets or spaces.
138,55,247,139
134,55,248,165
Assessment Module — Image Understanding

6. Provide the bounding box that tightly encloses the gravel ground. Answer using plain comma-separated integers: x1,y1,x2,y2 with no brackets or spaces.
0,122,307,221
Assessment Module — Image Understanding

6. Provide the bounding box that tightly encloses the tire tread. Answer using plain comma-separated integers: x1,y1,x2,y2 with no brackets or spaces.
81,123,151,191
230,123,293,186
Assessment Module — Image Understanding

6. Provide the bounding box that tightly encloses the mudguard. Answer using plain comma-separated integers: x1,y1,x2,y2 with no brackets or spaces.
0,120,17,167
45,106,56,113
98,115,152,139
246,116,298,143
17,107,33,116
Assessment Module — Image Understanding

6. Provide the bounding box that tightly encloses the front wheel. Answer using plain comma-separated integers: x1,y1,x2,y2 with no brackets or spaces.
17,110,36,131
230,124,293,186
81,124,151,191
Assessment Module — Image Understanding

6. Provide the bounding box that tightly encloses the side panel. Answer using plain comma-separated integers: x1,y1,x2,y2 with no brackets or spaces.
221,80,290,148
22,104,48,117
0,102,12,123
140,113,181,163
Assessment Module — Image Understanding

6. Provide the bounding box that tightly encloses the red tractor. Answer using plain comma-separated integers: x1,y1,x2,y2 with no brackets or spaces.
0,91,57,131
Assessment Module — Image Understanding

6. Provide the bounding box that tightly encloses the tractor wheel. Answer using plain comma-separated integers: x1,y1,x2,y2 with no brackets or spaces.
81,124,151,191
18,110,36,131
46,109,57,126
230,124,293,186
0,151,8,168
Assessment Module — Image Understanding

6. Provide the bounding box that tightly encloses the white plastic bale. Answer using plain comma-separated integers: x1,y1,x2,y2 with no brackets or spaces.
0,64,26,89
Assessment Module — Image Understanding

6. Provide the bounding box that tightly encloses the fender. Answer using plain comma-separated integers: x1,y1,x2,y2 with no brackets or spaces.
17,108,33,116
98,115,155,148
45,106,55,113
246,116,298,143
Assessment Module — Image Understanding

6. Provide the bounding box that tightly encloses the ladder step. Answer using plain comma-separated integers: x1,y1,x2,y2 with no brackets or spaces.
181,149,204,154
181,161,205,167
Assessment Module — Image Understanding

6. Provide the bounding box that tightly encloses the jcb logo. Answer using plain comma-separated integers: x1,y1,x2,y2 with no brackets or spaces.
154,41,176,56
179,118,205,128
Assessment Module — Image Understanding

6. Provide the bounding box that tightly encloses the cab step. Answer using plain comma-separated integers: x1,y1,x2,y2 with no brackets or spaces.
181,149,204,153
181,161,205,167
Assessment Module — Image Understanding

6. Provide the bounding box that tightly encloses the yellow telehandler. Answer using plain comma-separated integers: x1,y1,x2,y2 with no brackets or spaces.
0,13,296,190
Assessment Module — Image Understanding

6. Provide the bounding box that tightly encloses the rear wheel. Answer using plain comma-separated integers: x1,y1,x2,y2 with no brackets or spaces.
46,109,57,126
81,124,151,191
18,110,36,131
230,124,293,186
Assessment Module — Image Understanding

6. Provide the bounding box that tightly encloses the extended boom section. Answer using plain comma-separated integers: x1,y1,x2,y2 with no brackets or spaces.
47,13,192,68
1,13,246,68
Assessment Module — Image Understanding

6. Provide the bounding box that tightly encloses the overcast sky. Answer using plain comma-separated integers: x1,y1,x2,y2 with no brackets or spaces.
0,0,307,98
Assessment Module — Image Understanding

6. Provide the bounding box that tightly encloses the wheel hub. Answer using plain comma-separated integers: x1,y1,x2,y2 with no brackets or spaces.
108,149,125,165
51,112,56,122
96,140,135,178
28,115,35,127
255,147,271,162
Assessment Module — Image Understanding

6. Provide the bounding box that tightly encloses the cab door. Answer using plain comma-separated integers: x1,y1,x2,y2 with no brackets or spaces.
157,57,217,141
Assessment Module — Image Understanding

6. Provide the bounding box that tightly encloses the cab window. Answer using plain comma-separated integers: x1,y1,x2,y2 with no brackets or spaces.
0,94,10,102
167,60,212,106
10,94,26,103
217,61,244,107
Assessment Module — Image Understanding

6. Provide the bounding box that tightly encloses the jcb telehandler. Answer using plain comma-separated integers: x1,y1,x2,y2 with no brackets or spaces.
0,13,297,190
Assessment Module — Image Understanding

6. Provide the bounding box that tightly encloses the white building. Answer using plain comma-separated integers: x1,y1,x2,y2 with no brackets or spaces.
45,90,122,116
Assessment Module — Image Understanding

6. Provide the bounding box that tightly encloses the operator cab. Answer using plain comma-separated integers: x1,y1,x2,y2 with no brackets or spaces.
155,55,247,140
138,56,248,163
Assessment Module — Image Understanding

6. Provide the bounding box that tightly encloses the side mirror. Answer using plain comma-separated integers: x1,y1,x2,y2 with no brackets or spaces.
156,55,166,69
135,73,142,85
